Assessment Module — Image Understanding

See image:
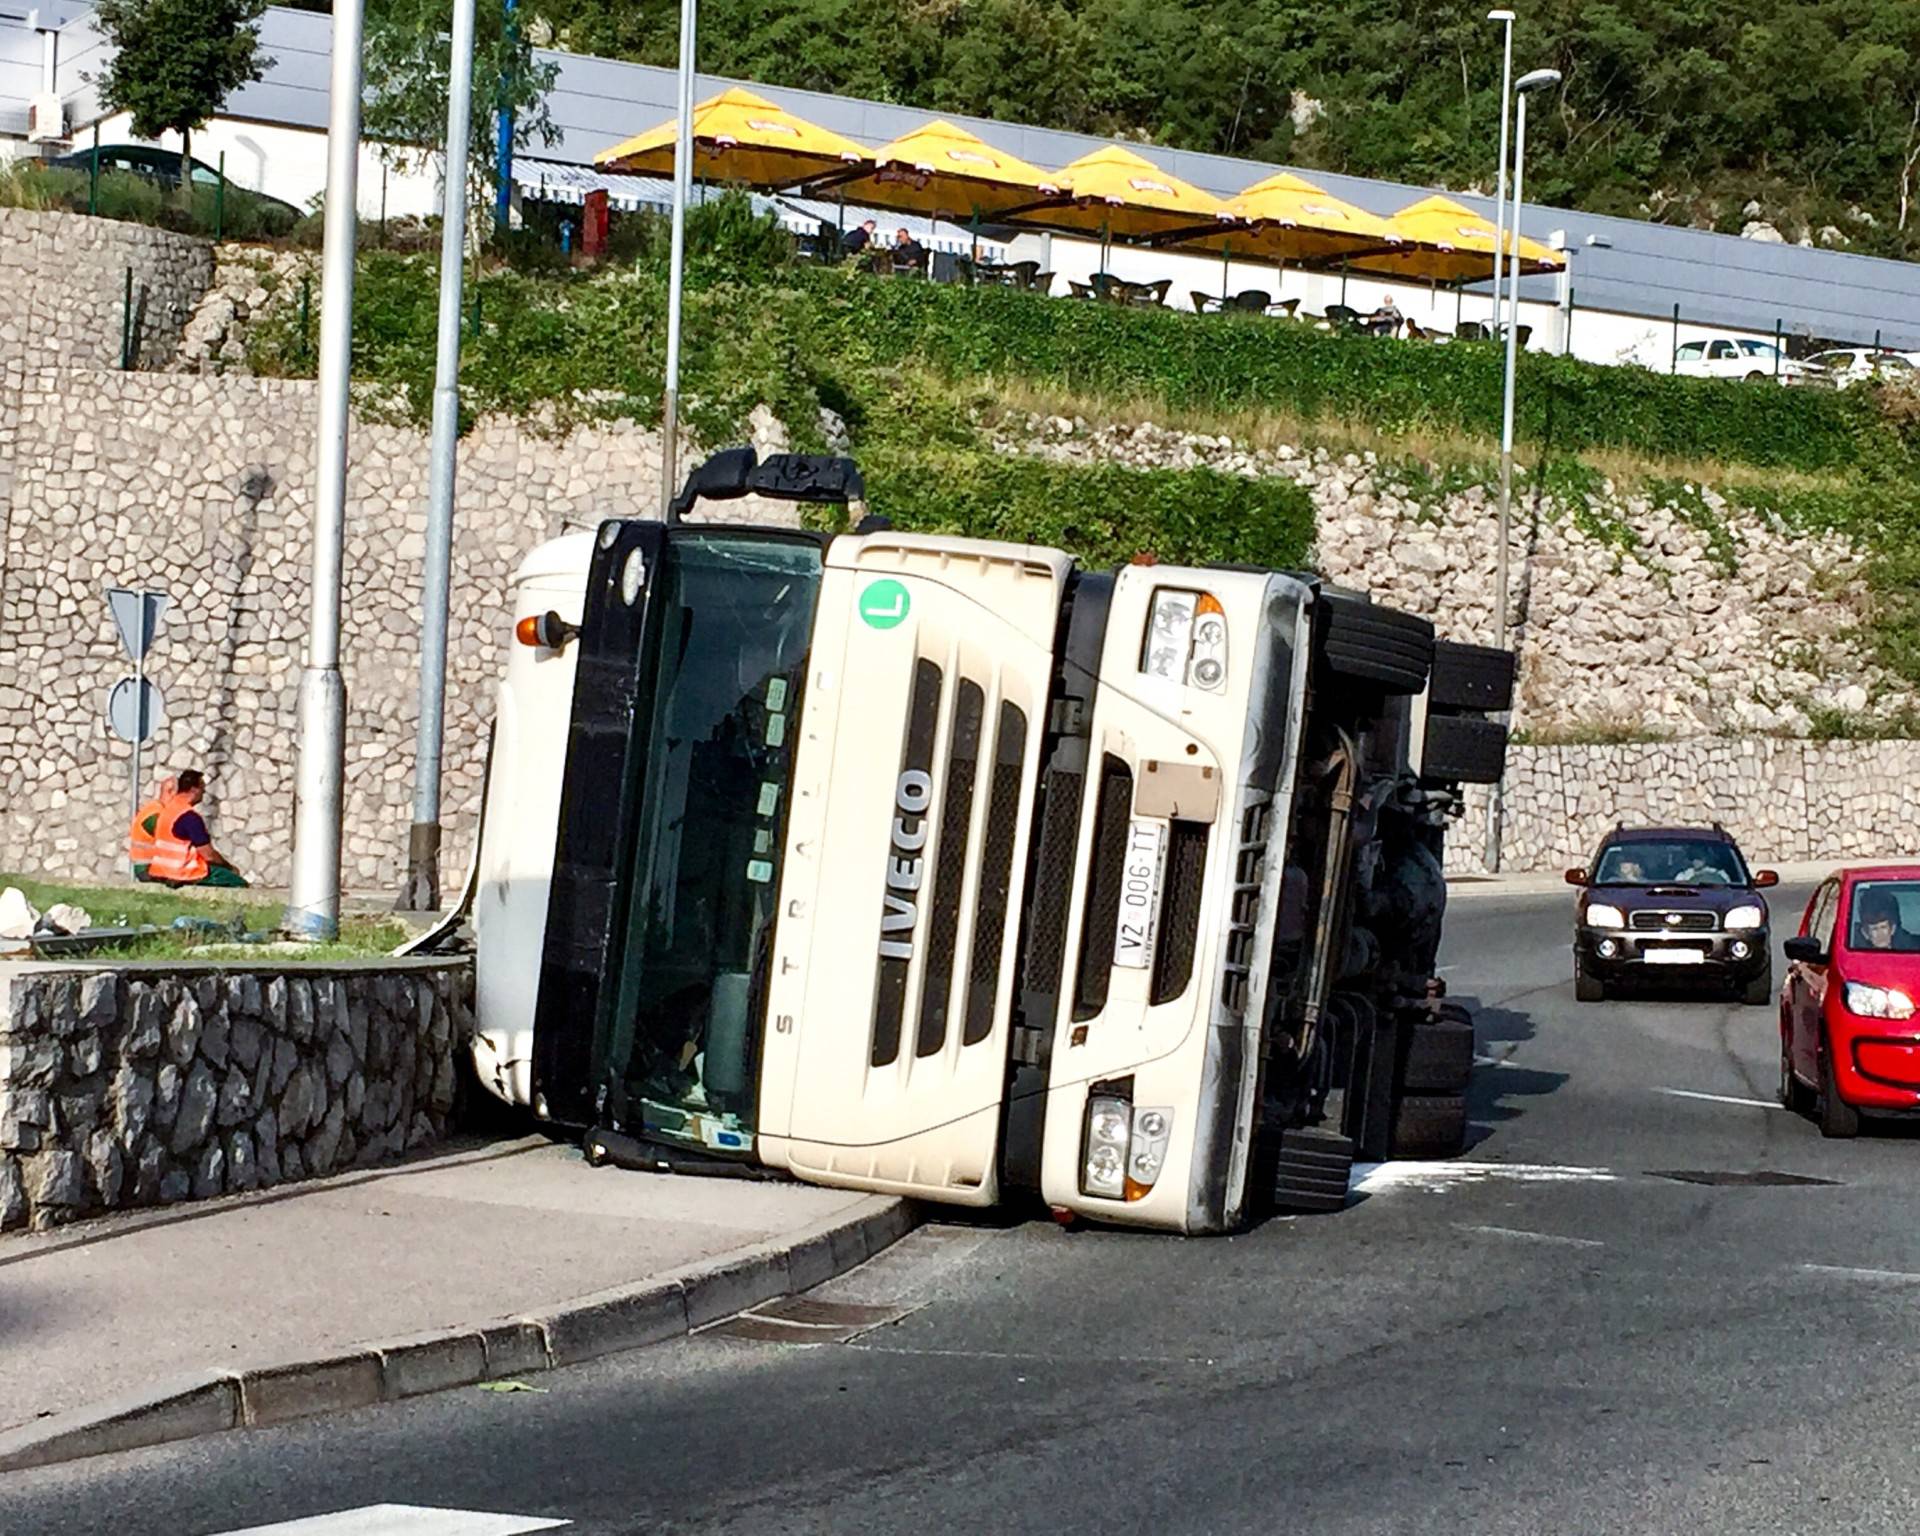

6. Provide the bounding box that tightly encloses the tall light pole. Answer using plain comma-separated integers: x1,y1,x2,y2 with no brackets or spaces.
1486,63,1560,874
658,0,698,512
1487,10,1515,331
399,0,477,913
285,0,366,941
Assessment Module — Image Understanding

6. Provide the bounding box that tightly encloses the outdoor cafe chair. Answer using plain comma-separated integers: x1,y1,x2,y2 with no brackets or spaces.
1229,289,1272,314
1271,297,1301,318
1455,320,1490,343
1028,270,1054,295
1123,278,1171,308
1320,303,1365,333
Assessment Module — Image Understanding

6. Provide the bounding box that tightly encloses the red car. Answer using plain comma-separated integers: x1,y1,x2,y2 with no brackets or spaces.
1780,865,1920,1137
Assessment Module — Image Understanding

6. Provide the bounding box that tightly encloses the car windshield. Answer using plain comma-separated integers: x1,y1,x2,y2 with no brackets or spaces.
1593,839,1747,887
1846,880,1920,954
597,533,823,1155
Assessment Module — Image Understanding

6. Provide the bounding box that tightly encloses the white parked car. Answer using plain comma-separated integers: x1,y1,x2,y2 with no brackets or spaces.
1803,349,1917,389
1672,336,1815,383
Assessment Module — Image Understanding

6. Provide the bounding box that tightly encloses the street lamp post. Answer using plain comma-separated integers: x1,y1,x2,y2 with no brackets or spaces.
284,0,366,942
658,0,698,512
1487,63,1560,874
1487,10,1515,331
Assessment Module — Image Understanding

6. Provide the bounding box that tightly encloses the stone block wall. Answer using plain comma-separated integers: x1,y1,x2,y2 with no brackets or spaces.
0,957,472,1231
0,366,796,890
1447,739,1920,873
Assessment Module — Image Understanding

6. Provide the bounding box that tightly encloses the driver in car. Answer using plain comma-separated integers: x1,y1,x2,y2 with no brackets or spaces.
1855,890,1908,951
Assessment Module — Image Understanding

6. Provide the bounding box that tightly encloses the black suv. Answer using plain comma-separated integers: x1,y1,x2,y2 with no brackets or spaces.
1567,825,1779,1005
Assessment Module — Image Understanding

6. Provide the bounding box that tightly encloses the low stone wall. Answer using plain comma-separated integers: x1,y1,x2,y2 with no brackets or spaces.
0,957,472,1232
1448,739,1920,873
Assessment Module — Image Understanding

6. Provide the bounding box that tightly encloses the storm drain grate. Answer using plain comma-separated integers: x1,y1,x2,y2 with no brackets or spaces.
1649,1169,1839,1187
704,1297,908,1346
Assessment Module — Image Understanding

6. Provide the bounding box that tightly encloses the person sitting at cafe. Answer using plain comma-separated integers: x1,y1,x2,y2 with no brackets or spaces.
891,227,926,272
841,218,877,256
1365,293,1404,335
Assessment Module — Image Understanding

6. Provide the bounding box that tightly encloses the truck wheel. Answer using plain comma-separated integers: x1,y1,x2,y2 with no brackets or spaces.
1741,961,1774,1007
1428,641,1517,713
1319,590,1435,696
1390,1093,1468,1158
1273,1127,1354,1213
1818,1033,1860,1139
1575,957,1605,1002
1403,1016,1474,1094
1420,714,1509,784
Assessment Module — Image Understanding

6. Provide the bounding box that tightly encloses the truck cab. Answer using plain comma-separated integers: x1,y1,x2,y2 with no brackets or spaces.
469,450,1512,1233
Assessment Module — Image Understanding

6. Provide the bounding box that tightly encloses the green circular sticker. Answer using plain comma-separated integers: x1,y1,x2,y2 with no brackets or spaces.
858,578,911,630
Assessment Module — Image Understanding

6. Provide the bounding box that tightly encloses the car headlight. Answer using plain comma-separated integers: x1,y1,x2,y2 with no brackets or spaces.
1143,589,1228,693
1725,905,1766,931
1845,981,1916,1020
1585,904,1625,930
1082,1093,1132,1199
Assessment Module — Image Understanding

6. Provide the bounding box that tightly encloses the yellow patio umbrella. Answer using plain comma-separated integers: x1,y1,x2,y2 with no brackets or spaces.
1346,194,1564,283
1158,170,1404,304
594,86,870,189
817,118,1063,220
1002,145,1237,255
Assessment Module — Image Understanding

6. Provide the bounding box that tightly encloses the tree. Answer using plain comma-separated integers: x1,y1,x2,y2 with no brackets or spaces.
362,0,560,213
93,0,270,210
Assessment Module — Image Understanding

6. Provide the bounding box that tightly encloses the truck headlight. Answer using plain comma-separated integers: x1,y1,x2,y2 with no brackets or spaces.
1845,981,1916,1020
1081,1093,1132,1199
1585,904,1625,930
1725,905,1766,931
1127,1106,1174,1193
1142,589,1228,692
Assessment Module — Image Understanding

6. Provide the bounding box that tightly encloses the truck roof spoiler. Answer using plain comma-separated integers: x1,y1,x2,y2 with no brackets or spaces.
667,446,870,524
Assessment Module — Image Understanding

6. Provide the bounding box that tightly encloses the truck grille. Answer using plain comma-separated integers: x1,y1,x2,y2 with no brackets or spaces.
1150,821,1210,1004
1630,910,1717,932
964,702,1027,1045
872,657,943,1068
916,680,984,1058
1073,756,1134,1020
1219,798,1270,1017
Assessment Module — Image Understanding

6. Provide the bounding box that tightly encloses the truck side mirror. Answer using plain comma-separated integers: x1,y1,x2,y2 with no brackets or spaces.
1563,868,1588,887
668,446,758,522
1753,870,1780,888
1783,935,1827,966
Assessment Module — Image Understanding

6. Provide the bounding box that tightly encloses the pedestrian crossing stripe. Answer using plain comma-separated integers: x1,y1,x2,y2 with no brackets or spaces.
207,1505,568,1536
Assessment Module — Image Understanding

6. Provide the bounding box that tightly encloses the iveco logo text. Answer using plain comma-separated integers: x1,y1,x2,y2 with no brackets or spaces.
878,769,933,961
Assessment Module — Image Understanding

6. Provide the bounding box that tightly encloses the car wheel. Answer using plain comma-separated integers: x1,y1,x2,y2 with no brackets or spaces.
1742,960,1774,1007
1817,1030,1861,1139
1778,1037,1812,1115
1745,369,1768,381
1575,956,1605,1003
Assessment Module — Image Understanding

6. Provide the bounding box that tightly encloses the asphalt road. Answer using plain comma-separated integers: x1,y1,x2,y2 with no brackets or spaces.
15,880,1920,1536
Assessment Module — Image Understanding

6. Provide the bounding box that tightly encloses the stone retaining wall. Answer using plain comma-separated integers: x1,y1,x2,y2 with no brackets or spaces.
0,957,472,1231
1447,739,1920,873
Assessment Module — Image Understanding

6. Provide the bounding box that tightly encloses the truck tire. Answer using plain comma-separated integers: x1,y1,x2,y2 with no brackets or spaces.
1273,1127,1355,1213
1429,641,1517,713
1420,714,1509,784
1403,1016,1475,1094
1390,1092,1468,1158
1319,591,1435,696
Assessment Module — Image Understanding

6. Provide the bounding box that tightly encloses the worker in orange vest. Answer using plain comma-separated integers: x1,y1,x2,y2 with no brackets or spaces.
128,775,180,881
146,769,249,888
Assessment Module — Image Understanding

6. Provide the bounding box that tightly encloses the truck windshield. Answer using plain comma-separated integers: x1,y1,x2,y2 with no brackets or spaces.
601,533,822,1154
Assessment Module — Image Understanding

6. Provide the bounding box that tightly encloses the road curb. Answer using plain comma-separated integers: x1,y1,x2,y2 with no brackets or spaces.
0,1194,919,1475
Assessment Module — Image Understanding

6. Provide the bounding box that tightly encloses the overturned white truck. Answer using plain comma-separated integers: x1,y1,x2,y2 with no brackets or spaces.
465,449,1513,1233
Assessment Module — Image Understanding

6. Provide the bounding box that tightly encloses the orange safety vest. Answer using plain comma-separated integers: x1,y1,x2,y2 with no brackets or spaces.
128,779,180,866
148,800,211,884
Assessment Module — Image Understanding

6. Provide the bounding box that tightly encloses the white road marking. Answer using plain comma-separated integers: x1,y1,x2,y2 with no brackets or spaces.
1472,1053,1527,1069
1351,1159,1617,1194
1656,1087,1784,1111
210,1507,569,1536
1799,1263,1920,1285
1460,1223,1605,1249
